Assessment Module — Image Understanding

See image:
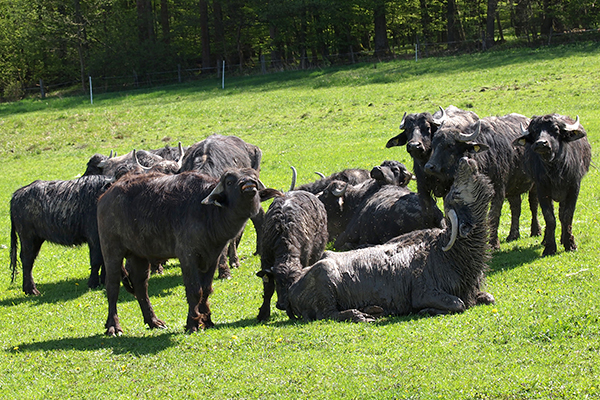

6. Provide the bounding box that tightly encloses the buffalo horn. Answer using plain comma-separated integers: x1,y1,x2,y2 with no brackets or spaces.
177,141,185,169
133,149,151,170
315,172,326,179
109,150,114,158
431,105,447,126
458,120,481,142
290,166,297,191
563,115,580,131
399,112,407,129
442,209,458,252
519,123,529,136
331,182,348,197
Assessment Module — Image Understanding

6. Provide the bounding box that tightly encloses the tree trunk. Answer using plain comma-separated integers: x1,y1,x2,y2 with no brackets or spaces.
373,0,389,57
199,0,211,71
485,0,498,48
419,0,432,42
213,0,225,67
160,0,170,44
73,0,87,91
447,0,458,45
136,0,154,43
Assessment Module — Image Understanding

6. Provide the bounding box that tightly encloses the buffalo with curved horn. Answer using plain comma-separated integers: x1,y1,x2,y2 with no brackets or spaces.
286,157,495,322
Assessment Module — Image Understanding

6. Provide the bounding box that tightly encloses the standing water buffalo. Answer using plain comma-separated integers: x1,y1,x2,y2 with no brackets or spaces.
424,113,541,249
98,168,281,335
386,105,479,226
256,189,328,321
286,157,495,322
179,134,264,278
514,114,592,256
10,175,114,295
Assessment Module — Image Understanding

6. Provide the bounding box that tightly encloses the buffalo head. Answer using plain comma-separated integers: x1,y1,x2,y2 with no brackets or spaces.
514,114,586,162
424,120,490,198
370,160,415,187
386,106,447,162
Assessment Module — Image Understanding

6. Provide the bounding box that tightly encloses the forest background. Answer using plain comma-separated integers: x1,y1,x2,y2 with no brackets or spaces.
1,0,599,101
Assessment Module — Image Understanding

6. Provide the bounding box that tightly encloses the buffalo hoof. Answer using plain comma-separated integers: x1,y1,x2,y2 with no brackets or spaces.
476,291,495,305
542,244,557,257
105,326,123,337
506,231,520,242
148,318,167,330
531,224,542,237
24,287,41,296
489,238,501,250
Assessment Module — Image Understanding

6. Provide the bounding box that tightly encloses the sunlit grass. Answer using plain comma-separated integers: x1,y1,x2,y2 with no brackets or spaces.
0,42,599,399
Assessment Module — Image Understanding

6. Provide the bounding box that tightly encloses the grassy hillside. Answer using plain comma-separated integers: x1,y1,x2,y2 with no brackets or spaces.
0,42,599,399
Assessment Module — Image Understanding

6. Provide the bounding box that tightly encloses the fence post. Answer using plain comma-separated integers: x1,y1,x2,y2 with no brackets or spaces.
89,76,93,105
222,60,225,89
39,79,45,99
261,55,266,74
178,64,182,83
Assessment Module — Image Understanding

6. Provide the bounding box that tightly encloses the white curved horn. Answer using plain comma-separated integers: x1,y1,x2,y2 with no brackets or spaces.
432,105,447,126
442,209,459,252
290,166,298,191
315,172,326,179
563,115,580,131
177,141,185,169
399,112,407,129
133,149,151,170
458,120,481,142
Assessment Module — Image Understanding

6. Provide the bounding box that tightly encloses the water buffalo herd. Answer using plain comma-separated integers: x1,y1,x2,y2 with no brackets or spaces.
8,108,591,335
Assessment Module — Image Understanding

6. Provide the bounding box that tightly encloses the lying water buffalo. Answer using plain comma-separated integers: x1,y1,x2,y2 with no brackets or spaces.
98,168,281,335
286,157,495,322
514,114,591,256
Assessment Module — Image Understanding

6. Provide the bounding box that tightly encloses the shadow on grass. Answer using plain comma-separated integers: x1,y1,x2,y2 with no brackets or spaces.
6,331,178,356
488,243,542,274
0,267,185,308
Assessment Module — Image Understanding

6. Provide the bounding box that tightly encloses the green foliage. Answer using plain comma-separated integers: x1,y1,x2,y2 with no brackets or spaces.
0,43,599,398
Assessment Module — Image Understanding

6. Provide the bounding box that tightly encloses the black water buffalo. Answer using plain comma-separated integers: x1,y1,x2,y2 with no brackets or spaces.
256,190,328,321
317,160,416,245
84,144,185,178
286,157,495,322
293,168,371,194
514,114,592,256
179,134,264,278
386,105,479,225
424,113,541,249
10,175,114,295
98,168,281,336
334,184,444,250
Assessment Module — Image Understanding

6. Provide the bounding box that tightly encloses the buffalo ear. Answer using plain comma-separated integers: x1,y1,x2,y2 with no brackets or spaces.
513,136,527,147
201,182,225,207
560,129,587,142
386,132,408,148
467,142,489,154
259,188,284,202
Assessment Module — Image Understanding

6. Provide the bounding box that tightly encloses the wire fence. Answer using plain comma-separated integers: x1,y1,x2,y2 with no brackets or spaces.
13,27,600,102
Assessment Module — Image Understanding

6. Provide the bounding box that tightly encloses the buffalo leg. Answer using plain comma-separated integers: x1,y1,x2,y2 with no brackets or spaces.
127,256,166,330
20,236,44,296
539,195,557,256
506,195,522,242
413,288,466,315
487,191,504,249
217,247,231,279
559,188,580,252
104,257,124,336
180,256,217,332
87,241,104,289
251,209,265,256
257,274,275,321
529,186,542,237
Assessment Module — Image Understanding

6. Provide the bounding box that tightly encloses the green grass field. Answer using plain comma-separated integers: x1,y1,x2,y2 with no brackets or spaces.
0,42,599,399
